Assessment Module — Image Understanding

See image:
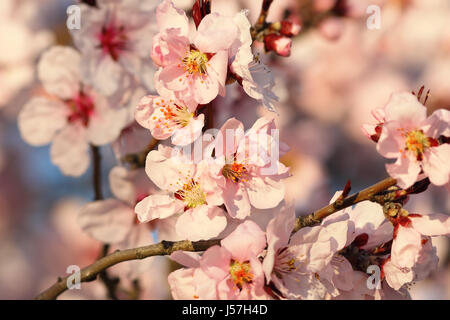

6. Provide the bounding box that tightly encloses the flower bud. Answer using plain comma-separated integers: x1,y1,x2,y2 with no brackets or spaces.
280,20,302,37
264,34,292,57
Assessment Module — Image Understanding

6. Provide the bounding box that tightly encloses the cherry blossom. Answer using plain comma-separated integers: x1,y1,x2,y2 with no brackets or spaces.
135,95,204,146
18,46,128,176
152,0,241,104
376,92,450,188
383,210,450,290
134,145,227,241
168,220,269,300
70,0,158,96
208,117,290,219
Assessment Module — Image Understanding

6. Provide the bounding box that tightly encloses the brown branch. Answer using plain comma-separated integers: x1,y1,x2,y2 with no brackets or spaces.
90,145,120,299
35,240,220,300
293,177,398,232
251,0,274,40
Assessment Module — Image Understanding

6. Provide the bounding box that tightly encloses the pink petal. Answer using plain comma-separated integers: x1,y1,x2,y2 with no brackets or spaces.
18,97,68,146
175,206,227,241
78,199,134,243
411,214,450,236
386,154,421,189
134,194,182,222
199,245,231,281
384,92,427,126
170,251,201,268
221,220,266,262
135,95,157,130
38,46,81,100
246,176,285,210
422,144,450,186
222,182,251,219
391,226,422,268
50,124,90,177
156,0,190,37
376,121,404,159
194,13,238,53
171,114,205,146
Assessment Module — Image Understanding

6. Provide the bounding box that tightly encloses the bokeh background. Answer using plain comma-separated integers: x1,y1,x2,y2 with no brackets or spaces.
0,0,449,299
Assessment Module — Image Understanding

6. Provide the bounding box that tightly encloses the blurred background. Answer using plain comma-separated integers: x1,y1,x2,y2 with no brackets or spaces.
0,0,449,299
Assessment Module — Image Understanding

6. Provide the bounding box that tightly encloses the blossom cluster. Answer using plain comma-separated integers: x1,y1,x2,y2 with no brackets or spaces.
14,0,450,300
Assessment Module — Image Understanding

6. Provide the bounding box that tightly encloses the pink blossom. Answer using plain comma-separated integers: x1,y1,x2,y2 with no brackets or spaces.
18,46,128,176
228,11,279,113
209,117,290,219
383,212,450,290
263,205,355,299
134,145,227,241
168,221,269,300
376,92,450,188
152,0,239,104
135,95,204,145
70,0,157,96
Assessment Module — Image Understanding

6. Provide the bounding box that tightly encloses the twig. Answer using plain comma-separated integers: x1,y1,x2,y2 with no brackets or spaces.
293,177,398,232
90,145,120,299
35,240,220,300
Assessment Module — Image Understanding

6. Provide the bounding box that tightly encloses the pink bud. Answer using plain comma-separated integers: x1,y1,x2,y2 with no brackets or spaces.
280,20,302,37
264,34,292,57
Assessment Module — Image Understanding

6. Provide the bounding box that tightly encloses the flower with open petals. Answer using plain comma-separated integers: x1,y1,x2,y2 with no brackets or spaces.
134,145,226,241
18,46,128,176
152,0,240,104
168,221,270,300
210,117,290,219
376,92,450,188
135,95,204,145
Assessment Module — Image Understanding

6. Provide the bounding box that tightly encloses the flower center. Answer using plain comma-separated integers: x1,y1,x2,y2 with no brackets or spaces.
273,248,298,279
154,100,194,130
66,91,94,127
229,260,253,290
181,50,209,75
98,22,127,61
175,179,207,209
221,162,248,183
405,130,430,156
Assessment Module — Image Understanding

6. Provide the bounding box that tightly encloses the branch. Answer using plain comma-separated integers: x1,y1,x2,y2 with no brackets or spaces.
293,177,398,232
90,145,120,299
35,240,220,300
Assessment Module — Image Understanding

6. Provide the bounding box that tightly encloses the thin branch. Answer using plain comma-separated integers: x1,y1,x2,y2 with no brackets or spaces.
293,177,398,232
90,145,120,299
35,240,220,300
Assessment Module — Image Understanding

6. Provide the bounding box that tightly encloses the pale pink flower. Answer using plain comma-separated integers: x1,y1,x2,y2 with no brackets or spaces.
209,117,290,219
376,92,450,188
263,205,355,299
0,0,53,107
134,145,227,241
168,221,270,300
70,0,158,96
152,0,239,104
135,95,204,145
228,10,279,113
383,212,450,290
18,46,128,176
